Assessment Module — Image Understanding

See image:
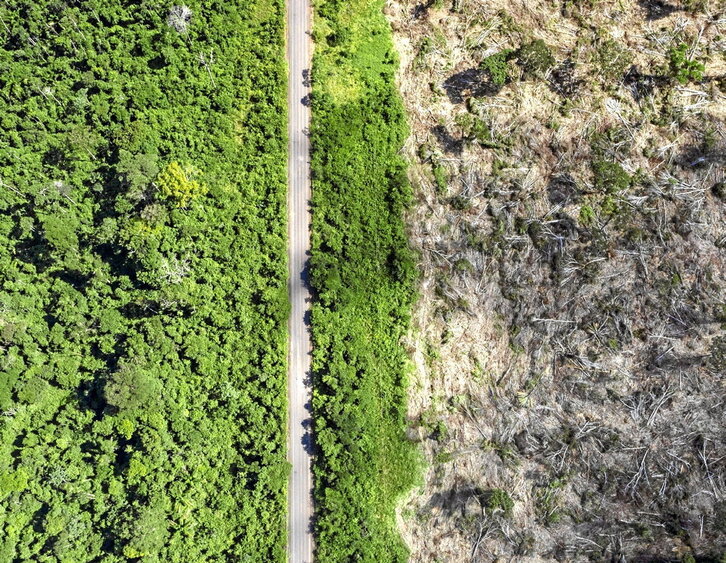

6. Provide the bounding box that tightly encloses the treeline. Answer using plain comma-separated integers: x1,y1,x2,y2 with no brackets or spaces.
310,0,419,560
0,1,288,560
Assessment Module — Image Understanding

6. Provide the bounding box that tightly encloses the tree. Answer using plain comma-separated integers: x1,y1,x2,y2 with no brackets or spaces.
104,360,161,412
156,162,208,208
117,150,160,192
118,503,169,559
167,6,193,34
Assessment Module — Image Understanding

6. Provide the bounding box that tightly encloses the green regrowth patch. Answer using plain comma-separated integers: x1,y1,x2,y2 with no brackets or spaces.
592,159,632,193
485,488,515,517
518,39,556,78
0,1,288,560
311,0,419,560
480,49,515,86
579,204,596,226
456,113,498,147
590,38,633,83
433,163,449,194
535,479,566,525
667,43,705,84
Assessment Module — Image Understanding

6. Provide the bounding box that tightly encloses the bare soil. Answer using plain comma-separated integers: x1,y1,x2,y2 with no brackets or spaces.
387,0,726,560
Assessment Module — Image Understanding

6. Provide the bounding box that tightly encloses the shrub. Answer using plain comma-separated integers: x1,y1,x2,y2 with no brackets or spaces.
592,159,632,193
311,1,419,560
667,43,705,84
456,113,497,147
485,488,514,516
433,163,448,194
454,258,473,272
535,480,565,524
480,49,514,86
518,40,555,78
591,39,632,82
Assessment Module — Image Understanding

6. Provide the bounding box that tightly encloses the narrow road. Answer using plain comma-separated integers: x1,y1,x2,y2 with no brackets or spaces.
286,0,313,561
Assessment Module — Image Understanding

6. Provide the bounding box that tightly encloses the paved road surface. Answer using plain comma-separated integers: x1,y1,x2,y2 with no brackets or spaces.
287,0,313,561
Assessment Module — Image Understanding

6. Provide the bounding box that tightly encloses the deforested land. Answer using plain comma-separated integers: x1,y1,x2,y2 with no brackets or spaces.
387,0,726,560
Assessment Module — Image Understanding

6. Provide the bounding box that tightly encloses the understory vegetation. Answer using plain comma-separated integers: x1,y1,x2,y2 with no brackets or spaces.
0,1,288,560
310,0,419,560
388,0,725,560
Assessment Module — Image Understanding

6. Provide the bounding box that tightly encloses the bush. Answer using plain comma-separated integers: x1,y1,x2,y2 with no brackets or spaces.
667,43,705,84
518,40,555,78
579,205,596,226
485,488,515,516
592,159,632,193
480,49,514,86
311,0,419,560
456,113,497,147
591,39,632,82
433,163,448,194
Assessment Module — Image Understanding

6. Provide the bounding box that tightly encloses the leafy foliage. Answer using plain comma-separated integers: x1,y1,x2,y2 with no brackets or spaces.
517,39,555,77
485,488,514,517
311,0,419,560
592,159,632,193
667,43,705,84
156,162,208,208
480,49,514,85
591,38,633,82
0,0,288,560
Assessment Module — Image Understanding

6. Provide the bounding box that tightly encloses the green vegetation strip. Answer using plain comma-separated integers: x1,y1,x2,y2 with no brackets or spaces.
0,1,288,560
310,0,419,560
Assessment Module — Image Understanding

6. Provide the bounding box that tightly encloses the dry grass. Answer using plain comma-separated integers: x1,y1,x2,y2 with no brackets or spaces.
388,0,726,559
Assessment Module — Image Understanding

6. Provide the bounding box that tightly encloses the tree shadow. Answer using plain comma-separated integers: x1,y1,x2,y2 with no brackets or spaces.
411,0,438,19
300,255,312,293
431,124,463,155
624,66,668,102
637,0,678,20
75,375,107,421
301,415,315,455
50,268,92,291
548,59,582,99
442,68,500,104
547,174,581,206
12,238,54,274
426,484,482,517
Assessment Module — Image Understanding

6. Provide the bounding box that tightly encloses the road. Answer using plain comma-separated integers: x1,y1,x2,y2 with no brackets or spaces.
286,0,313,561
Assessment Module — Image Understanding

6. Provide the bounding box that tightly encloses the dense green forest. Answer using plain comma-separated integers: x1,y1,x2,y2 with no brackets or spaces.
0,1,288,560
310,0,419,560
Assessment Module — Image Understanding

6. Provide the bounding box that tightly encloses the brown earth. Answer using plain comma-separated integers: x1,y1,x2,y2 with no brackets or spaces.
387,0,726,560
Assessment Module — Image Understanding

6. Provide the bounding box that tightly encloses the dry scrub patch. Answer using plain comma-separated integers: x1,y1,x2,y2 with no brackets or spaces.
388,0,726,560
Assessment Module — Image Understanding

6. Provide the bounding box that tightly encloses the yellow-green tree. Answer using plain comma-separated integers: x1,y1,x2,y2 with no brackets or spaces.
156,161,207,208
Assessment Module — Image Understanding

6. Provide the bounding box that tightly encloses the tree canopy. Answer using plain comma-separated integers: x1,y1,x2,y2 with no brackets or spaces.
0,0,288,559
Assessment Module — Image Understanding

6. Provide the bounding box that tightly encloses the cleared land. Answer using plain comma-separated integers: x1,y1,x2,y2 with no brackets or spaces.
388,0,726,560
